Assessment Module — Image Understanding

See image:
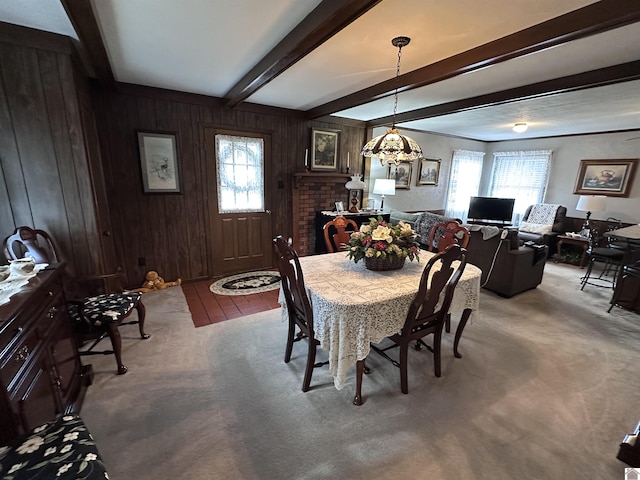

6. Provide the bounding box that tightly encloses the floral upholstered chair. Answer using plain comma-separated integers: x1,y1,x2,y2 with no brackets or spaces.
0,414,108,479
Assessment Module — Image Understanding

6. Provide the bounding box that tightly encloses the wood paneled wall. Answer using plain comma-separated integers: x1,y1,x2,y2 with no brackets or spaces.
0,22,112,277
92,84,367,285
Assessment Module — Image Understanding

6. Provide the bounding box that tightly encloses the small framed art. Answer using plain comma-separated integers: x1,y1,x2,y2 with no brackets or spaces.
387,161,412,189
573,158,637,197
335,201,344,212
137,131,181,193
311,128,339,171
417,158,441,186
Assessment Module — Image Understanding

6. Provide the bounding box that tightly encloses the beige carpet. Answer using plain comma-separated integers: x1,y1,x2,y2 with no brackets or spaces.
80,262,640,479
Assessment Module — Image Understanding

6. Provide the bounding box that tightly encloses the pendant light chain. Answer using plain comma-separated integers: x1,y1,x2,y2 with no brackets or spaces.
360,35,422,165
392,42,403,129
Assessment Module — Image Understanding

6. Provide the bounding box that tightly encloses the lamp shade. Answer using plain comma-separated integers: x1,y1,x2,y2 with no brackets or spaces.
345,173,366,190
372,178,395,196
361,129,423,166
576,195,606,213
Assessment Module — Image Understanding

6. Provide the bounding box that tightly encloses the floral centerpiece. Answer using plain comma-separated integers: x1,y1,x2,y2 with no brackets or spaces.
346,217,420,271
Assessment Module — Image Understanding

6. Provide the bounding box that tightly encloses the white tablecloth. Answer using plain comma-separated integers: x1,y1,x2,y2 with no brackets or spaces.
279,251,481,389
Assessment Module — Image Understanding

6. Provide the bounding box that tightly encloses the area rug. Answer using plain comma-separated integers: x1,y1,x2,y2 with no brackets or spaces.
209,270,281,296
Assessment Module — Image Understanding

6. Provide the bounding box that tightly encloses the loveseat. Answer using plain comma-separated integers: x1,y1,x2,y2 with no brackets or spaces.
518,204,567,256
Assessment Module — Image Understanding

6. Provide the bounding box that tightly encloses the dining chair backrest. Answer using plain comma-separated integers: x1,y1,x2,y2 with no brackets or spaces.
427,221,470,252
323,216,358,253
272,236,314,331
404,244,467,334
3,226,60,264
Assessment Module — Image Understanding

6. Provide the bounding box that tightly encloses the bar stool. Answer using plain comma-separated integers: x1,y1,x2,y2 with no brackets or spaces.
580,227,625,290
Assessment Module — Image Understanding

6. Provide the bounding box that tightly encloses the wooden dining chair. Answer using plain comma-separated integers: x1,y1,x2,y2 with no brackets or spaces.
323,216,358,253
427,220,470,252
371,244,467,394
272,236,328,392
3,226,149,375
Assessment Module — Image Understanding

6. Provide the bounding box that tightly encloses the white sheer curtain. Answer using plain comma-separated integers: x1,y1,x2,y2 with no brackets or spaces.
445,150,485,222
215,135,264,213
488,150,552,225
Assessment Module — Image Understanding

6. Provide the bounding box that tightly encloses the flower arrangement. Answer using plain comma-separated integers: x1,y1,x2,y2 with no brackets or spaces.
346,217,420,265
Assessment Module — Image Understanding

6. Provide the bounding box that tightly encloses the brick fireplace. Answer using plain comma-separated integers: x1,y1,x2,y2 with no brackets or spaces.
292,172,354,256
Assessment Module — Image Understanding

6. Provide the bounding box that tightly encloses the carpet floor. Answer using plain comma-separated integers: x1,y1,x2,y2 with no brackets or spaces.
80,262,640,479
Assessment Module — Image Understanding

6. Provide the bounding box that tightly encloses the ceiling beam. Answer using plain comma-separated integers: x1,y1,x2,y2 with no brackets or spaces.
368,61,640,127
305,0,640,119
223,0,382,108
61,0,115,88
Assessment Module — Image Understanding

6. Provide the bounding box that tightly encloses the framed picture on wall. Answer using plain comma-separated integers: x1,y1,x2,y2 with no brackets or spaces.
417,158,441,185
137,131,181,193
573,158,637,197
311,128,339,171
387,161,412,189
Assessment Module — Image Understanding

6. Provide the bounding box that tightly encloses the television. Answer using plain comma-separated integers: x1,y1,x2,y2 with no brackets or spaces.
467,196,515,223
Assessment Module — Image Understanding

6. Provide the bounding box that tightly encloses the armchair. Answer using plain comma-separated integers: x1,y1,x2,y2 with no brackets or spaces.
3,226,149,374
465,227,548,297
518,204,567,256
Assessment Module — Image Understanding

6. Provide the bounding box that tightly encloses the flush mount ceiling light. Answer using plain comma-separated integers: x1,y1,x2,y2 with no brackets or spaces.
513,122,528,133
361,36,423,167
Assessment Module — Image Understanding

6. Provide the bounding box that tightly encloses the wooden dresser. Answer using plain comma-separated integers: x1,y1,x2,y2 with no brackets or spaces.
0,265,92,445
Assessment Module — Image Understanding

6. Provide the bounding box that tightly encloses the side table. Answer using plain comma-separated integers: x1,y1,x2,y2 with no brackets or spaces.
557,235,590,267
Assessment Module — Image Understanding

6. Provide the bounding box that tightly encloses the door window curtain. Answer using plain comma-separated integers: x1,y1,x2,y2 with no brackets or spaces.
488,150,552,225
445,150,485,222
215,135,264,213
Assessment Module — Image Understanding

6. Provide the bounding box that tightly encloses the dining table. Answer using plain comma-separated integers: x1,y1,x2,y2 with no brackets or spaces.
279,250,482,405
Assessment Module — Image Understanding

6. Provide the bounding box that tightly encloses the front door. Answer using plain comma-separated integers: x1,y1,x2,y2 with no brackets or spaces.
205,128,273,275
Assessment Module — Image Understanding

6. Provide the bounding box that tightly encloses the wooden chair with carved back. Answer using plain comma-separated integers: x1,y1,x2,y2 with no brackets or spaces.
272,235,328,392
427,220,470,252
371,244,467,394
3,226,149,375
323,216,358,253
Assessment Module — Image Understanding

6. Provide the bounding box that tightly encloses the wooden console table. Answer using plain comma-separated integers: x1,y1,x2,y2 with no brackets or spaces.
557,235,590,267
0,265,93,444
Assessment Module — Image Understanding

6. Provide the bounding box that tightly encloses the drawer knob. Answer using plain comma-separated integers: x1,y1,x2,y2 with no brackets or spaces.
48,291,54,297
14,345,29,362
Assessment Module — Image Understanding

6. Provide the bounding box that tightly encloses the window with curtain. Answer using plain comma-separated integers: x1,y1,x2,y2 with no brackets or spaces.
215,135,264,213
445,150,485,222
488,150,552,224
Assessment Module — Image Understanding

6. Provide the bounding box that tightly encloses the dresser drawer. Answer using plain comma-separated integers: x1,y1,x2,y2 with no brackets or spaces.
0,281,63,393
0,325,41,392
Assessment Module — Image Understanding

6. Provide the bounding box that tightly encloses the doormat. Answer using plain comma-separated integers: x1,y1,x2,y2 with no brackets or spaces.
209,271,281,296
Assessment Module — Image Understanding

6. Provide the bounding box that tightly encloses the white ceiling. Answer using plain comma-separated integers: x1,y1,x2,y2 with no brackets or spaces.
1,0,639,142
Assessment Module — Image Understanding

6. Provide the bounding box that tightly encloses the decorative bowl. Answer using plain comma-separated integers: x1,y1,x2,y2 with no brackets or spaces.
9,257,36,276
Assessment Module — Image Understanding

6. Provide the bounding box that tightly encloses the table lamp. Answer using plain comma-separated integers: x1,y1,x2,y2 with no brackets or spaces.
576,195,606,233
345,174,367,213
372,178,395,212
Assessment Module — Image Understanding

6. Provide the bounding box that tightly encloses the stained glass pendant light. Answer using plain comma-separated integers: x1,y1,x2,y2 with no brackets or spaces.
361,36,423,167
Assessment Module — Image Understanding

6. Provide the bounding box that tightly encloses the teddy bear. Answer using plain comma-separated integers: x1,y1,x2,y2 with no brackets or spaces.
126,270,182,293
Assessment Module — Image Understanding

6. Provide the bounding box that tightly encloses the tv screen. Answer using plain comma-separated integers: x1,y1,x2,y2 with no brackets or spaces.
467,197,515,222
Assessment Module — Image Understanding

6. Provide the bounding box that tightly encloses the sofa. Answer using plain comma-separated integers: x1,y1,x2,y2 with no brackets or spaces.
388,210,548,297
518,204,567,256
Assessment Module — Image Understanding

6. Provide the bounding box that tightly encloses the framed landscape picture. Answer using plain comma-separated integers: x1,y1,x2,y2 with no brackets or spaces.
573,158,637,197
311,128,339,171
417,158,441,185
137,131,181,193
387,161,412,190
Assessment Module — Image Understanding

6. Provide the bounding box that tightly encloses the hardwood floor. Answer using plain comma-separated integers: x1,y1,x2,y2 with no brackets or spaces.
181,279,281,328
